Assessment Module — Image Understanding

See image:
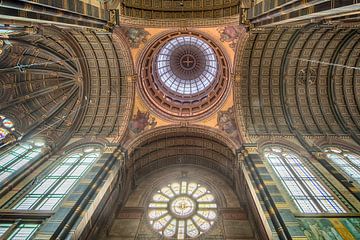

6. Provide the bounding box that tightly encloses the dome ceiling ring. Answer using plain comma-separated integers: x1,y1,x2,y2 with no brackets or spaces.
138,31,230,121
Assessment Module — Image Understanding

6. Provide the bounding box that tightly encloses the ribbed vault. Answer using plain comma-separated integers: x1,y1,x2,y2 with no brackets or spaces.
0,25,135,146
0,26,85,146
235,25,360,143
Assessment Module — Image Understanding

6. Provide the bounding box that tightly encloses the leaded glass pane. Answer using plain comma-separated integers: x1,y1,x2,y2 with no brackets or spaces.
0,142,44,184
325,148,360,185
13,147,101,211
148,181,217,239
156,36,218,95
264,146,345,213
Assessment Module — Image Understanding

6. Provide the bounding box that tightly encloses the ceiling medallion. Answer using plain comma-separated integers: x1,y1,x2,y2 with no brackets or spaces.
138,31,230,121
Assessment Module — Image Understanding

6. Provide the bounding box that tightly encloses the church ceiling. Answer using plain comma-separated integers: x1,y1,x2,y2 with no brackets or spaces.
235,26,360,143
0,27,84,146
0,25,136,146
69,28,135,141
126,126,236,181
120,0,241,19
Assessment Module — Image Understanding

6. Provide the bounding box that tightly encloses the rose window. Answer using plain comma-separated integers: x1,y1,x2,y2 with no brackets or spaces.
148,181,217,239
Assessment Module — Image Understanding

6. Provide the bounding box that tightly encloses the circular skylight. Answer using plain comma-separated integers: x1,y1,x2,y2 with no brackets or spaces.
156,36,218,95
148,181,217,239
139,32,229,120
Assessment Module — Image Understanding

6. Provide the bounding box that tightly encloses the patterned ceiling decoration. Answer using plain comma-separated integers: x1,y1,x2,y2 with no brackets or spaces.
0,26,86,146
69,27,135,140
0,25,135,144
234,26,360,143
127,126,236,181
138,31,230,121
120,0,241,19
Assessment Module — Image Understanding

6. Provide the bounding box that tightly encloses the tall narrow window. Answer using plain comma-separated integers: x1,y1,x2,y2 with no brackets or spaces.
0,140,45,183
324,147,360,185
14,146,101,210
263,146,345,213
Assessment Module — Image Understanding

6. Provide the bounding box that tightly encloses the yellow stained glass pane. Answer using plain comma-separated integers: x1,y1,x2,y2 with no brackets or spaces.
161,186,174,198
187,182,197,195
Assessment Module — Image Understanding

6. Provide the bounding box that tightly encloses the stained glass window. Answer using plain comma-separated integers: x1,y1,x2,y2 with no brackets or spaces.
148,181,217,239
324,147,360,185
0,223,39,240
14,146,101,211
264,146,345,214
0,115,15,142
0,140,45,183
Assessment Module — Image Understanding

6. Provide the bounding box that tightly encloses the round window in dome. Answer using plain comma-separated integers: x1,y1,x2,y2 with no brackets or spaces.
139,32,230,121
148,181,217,239
156,36,218,95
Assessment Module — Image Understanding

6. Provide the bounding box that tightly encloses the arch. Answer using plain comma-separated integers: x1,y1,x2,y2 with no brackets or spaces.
125,125,239,155
124,125,238,185
234,26,360,144
323,146,360,186
119,0,241,27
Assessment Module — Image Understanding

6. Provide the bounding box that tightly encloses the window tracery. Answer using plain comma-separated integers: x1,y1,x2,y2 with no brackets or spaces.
0,140,45,183
13,146,101,211
263,146,345,213
324,147,360,185
148,181,217,239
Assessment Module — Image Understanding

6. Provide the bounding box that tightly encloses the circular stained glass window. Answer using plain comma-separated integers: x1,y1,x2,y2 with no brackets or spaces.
148,181,217,239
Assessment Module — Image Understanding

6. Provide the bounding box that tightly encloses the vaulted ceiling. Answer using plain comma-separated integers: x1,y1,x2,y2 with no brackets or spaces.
120,0,241,19
234,25,360,144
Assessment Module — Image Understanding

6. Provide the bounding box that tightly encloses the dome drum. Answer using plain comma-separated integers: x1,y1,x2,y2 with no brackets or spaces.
139,31,230,120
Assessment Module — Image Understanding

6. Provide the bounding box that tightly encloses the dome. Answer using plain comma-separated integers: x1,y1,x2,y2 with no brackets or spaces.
139,32,229,120
156,36,217,95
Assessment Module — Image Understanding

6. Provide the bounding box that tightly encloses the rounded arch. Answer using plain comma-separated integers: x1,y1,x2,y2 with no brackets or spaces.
60,137,109,155
313,138,360,154
125,125,239,154
124,125,238,185
257,138,311,159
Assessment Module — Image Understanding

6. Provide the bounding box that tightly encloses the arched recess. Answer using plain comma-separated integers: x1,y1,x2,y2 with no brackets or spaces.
100,166,257,240
125,125,238,184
